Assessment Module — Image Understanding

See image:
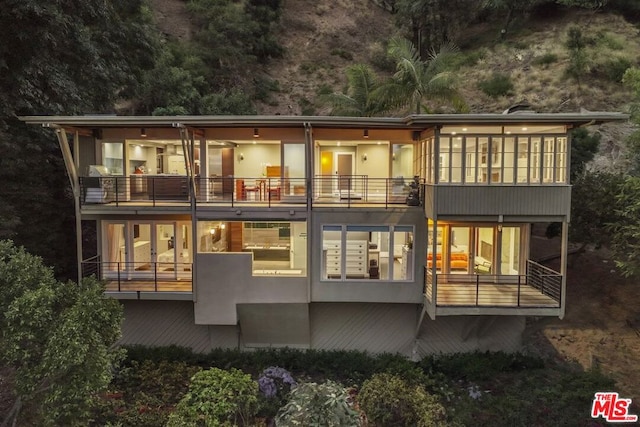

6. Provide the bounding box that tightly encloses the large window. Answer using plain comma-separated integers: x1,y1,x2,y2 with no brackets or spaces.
433,134,568,185
322,225,414,281
427,223,525,275
197,221,307,276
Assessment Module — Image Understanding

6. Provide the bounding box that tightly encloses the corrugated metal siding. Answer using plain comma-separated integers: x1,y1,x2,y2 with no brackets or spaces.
427,185,570,217
119,300,238,352
415,315,525,355
310,303,417,356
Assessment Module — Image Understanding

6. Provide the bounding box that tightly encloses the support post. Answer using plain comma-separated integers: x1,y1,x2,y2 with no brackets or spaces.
54,128,82,286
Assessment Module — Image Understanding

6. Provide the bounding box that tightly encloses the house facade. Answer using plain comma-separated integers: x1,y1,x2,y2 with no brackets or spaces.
21,112,625,356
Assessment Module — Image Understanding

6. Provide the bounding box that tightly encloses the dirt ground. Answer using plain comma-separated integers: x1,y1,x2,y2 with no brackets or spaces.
524,244,640,407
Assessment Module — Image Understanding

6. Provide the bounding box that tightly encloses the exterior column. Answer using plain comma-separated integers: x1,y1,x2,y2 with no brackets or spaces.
560,219,569,319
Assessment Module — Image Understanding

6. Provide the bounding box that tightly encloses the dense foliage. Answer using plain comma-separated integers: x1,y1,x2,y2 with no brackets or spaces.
359,373,446,426
166,368,259,426
87,346,617,427
0,240,123,426
275,381,361,427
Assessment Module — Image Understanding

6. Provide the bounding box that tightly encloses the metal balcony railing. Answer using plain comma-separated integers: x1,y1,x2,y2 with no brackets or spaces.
81,258,193,293
424,260,562,309
79,175,422,208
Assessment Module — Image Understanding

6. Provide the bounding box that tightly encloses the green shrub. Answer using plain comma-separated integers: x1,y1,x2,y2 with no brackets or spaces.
359,373,446,427
421,351,544,381
596,57,633,83
595,31,625,50
478,73,514,98
454,50,486,68
275,381,361,427
331,48,354,60
532,53,558,67
166,368,258,427
254,76,280,102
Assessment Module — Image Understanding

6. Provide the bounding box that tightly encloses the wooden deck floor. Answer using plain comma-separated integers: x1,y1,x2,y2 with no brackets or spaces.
434,283,559,307
105,280,192,293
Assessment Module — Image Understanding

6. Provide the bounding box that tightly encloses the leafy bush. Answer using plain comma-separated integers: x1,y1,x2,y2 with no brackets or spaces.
275,381,361,427
166,368,258,427
478,73,514,98
257,366,297,419
331,48,354,60
91,360,201,426
422,351,544,381
453,50,486,68
595,57,633,83
532,53,558,67
595,31,625,50
359,373,446,427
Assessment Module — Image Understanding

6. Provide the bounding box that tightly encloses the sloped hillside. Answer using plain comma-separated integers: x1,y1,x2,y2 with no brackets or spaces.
257,0,395,115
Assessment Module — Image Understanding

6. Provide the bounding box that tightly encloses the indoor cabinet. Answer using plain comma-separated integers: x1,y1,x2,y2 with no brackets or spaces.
324,240,368,278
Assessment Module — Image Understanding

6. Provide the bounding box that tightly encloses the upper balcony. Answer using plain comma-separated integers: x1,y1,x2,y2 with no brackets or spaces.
79,175,417,210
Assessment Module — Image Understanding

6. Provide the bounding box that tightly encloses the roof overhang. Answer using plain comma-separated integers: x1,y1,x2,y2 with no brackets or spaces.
19,111,629,131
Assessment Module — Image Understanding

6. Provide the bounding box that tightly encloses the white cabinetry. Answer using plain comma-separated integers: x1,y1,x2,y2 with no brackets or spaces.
401,245,413,280
324,240,368,278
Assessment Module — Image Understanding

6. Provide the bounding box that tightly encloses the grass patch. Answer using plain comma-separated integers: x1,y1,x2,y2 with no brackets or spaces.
330,48,354,60
595,31,625,50
532,52,558,67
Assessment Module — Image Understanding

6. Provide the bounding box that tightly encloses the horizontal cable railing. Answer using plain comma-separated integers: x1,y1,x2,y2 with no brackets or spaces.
79,176,309,207
195,176,308,206
527,260,562,303
80,260,193,293
312,176,413,207
79,175,421,208
425,267,433,303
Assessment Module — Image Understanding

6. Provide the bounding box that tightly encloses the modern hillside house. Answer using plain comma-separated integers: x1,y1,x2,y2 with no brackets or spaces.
22,112,625,356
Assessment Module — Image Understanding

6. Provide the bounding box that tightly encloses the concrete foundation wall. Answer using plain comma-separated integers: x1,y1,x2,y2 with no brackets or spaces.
119,301,526,357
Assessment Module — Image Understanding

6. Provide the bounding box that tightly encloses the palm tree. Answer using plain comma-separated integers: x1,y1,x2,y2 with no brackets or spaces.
324,64,385,116
375,37,468,114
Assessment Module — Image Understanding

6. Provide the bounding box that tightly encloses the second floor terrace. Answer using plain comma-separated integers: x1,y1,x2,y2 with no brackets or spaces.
20,112,628,213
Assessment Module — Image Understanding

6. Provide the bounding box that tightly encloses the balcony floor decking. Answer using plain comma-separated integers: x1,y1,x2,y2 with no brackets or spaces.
432,282,559,307
105,280,192,293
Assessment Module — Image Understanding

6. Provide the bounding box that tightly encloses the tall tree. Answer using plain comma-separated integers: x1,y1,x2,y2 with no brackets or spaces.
484,0,545,38
0,1,158,279
394,0,482,58
0,240,123,426
374,37,467,114
570,127,602,181
622,68,640,176
607,177,640,277
325,64,385,116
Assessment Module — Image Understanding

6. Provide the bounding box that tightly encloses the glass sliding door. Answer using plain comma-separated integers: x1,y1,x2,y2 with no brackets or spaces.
104,223,126,278
474,227,494,274
103,220,191,281
501,226,521,275
450,226,471,274
283,142,306,197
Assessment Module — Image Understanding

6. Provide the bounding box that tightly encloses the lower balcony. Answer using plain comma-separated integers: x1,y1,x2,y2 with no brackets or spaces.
424,260,562,318
82,257,193,300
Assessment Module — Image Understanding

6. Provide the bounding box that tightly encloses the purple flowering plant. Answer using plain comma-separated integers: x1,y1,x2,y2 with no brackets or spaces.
258,366,297,399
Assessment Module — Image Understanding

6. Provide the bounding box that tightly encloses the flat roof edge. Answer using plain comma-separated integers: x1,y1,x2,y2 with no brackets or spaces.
19,112,629,128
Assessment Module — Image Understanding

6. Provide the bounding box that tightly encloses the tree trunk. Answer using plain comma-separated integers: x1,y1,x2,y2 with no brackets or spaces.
1,397,21,427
